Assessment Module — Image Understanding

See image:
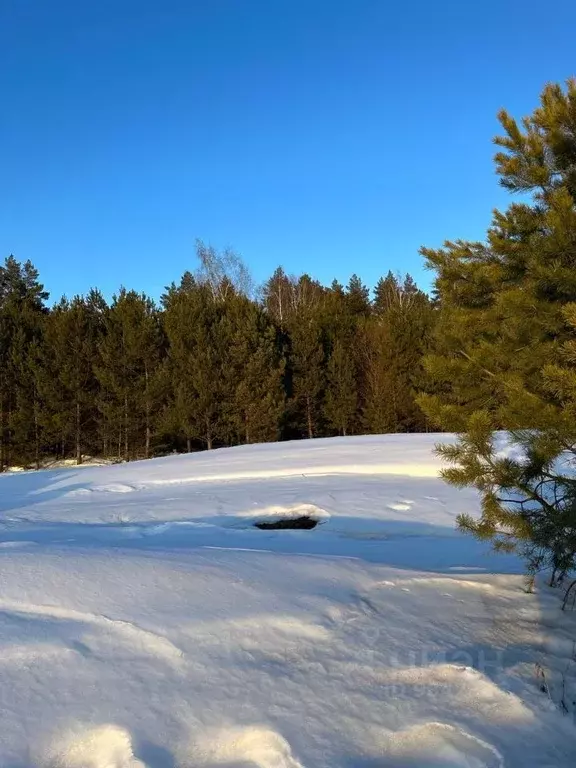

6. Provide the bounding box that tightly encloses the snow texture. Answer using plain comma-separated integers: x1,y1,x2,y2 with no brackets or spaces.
0,433,575,767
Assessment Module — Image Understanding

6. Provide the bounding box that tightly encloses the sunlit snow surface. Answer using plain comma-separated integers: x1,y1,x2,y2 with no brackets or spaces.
0,434,575,767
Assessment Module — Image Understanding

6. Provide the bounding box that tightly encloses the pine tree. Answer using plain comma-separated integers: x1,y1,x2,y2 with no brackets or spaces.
346,274,370,316
0,256,48,469
227,296,285,444
373,271,400,315
324,336,357,435
362,273,433,433
10,330,44,469
289,313,325,439
95,290,162,460
162,278,229,450
263,267,293,326
420,79,576,578
322,283,360,436
359,318,398,433
330,279,345,299
37,293,104,463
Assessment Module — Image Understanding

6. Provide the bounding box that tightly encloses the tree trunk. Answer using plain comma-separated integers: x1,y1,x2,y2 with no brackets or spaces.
206,417,213,450
7,406,12,468
34,395,40,471
0,397,4,472
550,568,558,587
144,365,150,459
186,436,192,453
306,395,314,439
75,399,82,465
124,394,129,461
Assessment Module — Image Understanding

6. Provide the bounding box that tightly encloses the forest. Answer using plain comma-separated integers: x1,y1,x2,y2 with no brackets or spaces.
0,244,435,469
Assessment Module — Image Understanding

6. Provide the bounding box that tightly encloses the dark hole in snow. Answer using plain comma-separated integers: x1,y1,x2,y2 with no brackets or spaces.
254,516,318,530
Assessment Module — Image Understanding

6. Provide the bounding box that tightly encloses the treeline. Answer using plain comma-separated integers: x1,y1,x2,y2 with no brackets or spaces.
0,243,435,469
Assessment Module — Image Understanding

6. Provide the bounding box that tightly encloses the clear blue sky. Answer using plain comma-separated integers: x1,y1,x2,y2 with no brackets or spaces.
3,0,576,302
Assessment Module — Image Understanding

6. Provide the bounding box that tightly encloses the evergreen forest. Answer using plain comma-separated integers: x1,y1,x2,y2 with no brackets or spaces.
0,244,434,469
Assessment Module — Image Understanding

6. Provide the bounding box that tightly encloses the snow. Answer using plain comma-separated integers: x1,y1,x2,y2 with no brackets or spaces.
0,433,575,767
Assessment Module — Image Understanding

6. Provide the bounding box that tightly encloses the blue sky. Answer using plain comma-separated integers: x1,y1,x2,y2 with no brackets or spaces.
3,0,576,302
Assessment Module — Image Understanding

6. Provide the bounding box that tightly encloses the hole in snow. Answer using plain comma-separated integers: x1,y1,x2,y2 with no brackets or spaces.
254,516,318,530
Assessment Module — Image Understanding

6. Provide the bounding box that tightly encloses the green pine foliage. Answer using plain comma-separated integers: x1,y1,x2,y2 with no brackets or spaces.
419,79,576,581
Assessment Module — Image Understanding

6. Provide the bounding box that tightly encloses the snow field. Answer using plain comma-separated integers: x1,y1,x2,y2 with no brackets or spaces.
0,434,575,766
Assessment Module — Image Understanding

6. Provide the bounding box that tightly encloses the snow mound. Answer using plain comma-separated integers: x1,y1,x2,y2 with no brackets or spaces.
67,483,137,496
378,721,504,767
178,726,304,768
0,599,184,668
40,724,145,768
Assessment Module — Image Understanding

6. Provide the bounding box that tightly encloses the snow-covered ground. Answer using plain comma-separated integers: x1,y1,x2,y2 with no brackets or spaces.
0,434,575,767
